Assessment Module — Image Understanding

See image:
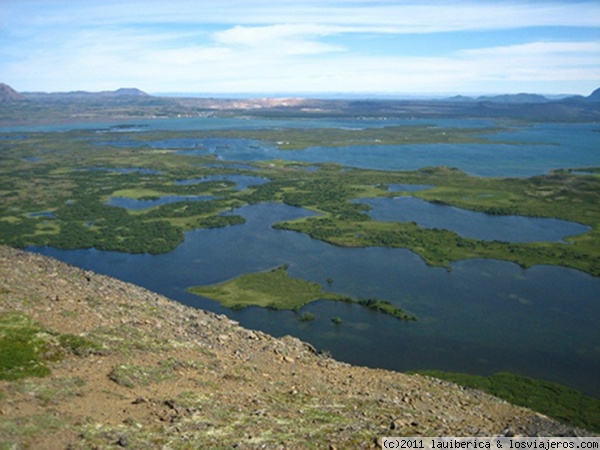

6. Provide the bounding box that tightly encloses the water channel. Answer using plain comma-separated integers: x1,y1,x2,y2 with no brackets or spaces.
7,117,599,397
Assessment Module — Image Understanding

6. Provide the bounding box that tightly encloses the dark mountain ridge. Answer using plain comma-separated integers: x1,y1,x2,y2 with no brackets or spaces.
1,82,599,124
445,90,600,104
21,86,150,101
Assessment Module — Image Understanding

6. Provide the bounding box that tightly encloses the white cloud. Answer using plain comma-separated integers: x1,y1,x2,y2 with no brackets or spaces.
6,1,600,33
2,1,599,93
213,24,344,55
460,41,600,57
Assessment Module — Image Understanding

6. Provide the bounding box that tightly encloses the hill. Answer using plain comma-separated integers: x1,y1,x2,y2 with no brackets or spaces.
585,88,600,102
0,246,588,449
477,93,549,103
21,87,150,101
0,83,25,102
1,84,599,125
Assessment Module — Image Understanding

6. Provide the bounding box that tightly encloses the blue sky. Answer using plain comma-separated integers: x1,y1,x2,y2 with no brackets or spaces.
1,0,599,95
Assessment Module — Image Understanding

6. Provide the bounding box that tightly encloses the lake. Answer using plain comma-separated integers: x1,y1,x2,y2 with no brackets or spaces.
358,196,590,243
10,116,600,397
6,116,598,177
30,202,600,397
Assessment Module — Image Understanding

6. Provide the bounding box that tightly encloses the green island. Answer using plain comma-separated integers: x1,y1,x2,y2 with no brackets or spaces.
188,265,416,321
0,127,599,276
415,371,600,433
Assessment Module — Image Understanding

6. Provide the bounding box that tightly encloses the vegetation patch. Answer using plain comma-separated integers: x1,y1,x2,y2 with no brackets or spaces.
108,363,174,388
189,265,415,320
0,313,52,380
167,124,509,150
416,371,600,433
297,312,316,322
357,299,417,321
0,312,102,380
0,128,598,276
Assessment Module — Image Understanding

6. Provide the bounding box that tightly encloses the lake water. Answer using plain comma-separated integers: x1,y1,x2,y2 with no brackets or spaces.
6,117,598,177
359,197,590,243
10,117,600,396
30,202,600,397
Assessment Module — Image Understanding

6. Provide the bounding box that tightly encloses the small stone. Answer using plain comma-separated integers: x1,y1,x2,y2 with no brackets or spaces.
117,434,128,447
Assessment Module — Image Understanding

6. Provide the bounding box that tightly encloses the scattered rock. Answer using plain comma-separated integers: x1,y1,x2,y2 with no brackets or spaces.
0,245,591,449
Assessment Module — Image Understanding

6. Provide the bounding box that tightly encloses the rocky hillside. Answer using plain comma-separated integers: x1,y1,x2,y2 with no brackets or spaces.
0,246,584,449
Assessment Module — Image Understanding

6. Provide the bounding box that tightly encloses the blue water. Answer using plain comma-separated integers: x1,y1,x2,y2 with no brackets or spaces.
5,117,599,177
388,184,433,192
10,116,600,396
29,202,600,397
94,120,599,177
29,211,57,219
359,197,590,243
0,116,492,133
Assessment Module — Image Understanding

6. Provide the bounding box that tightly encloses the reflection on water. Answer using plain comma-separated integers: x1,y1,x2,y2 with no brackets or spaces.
29,202,600,397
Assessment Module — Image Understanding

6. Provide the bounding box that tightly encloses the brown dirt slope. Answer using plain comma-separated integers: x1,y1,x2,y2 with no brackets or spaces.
0,245,581,449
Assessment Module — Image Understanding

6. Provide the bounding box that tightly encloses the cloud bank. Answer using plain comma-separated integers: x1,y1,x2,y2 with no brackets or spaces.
1,0,599,94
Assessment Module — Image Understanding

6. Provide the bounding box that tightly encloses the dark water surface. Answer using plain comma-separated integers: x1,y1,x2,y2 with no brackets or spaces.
30,203,600,397
12,117,600,396
359,197,590,243
5,117,598,177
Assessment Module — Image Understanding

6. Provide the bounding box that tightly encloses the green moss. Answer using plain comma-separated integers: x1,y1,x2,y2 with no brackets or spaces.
416,370,600,432
108,363,175,388
0,313,103,380
0,413,65,447
0,313,52,380
58,333,103,356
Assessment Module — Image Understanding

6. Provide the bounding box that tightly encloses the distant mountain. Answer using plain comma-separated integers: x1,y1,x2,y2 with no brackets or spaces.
443,89,600,105
559,88,600,103
477,93,550,104
444,93,551,104
101,87,149,97
0,83,25,102
445,95,476,103
22,87,150,100
585,88,600,102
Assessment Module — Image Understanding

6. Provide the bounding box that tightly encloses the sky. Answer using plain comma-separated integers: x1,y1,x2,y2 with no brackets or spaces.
1,0,599,96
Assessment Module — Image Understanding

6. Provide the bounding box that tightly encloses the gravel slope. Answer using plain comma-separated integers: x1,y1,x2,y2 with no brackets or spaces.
0,246,582,449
